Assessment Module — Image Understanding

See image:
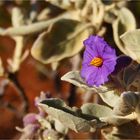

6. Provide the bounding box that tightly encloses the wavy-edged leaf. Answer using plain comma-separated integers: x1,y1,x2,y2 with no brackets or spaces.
38,98,98,132
99,90,120,108
81,103,135,125
113,91,139,116
0,11,81,36
81,103,113,118
53,119,68,134
112,7,136,54
31,19,90,64
61,71,120,107
100,113,136,126
112,91,140,124
120,29,140,63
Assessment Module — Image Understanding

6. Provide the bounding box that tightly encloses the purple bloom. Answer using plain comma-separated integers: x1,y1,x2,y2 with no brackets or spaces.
23,113,38,126
81,35,117,87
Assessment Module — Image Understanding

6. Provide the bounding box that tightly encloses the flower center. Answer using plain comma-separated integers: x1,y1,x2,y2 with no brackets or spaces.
90,57,103,67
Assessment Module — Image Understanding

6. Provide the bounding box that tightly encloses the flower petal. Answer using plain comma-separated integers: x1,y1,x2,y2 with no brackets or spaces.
82,48,94,64
103,60,117,73
81,35,117,87
86,70,98,86
94,67,108,86
81,65,97,81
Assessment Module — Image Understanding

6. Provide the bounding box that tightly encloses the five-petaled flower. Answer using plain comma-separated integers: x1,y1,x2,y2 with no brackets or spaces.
81,35,117,87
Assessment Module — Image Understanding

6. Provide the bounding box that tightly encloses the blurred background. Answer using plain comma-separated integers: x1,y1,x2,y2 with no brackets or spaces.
0,0,140,139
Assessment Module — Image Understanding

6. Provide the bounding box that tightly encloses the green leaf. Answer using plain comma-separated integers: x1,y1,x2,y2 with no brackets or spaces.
38,98,98,132
61,71,120,107
61,70,93,90
112,7,136,55
1,16,61,36
47,0,73,9
54,119,68,134
98,89,120,108
104,9,117,24
12,7,24,27
120,29,140,63
80,102,135,126
113,91,140,125
81,103,113,118
61,71,110,93
0,11,81,36
100,114,135,126
113,91,138,116
31,19,90,64
123,65,138,87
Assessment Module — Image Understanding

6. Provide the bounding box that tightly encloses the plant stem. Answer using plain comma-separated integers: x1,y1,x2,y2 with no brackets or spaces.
8,72,28,114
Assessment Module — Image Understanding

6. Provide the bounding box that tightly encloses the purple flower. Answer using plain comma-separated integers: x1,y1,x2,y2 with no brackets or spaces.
81,35,117,87
23,113,38,126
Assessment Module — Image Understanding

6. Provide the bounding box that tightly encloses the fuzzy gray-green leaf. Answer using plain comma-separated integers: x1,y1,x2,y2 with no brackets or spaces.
31,19,90,64
112,7,136,55
38,98,97,132
120,29,140,63
100,114,135,126
113,91,139,116
61,71,120,107
81,103,113,118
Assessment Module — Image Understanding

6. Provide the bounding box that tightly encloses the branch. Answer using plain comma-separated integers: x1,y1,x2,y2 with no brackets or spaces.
8,72,29,113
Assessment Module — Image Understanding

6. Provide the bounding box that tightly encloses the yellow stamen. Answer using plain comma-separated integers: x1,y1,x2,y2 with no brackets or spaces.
90,57,103,67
